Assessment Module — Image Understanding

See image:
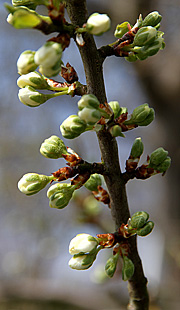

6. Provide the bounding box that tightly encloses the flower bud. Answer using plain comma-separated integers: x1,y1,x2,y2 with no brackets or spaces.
84,174,102,191
18,86,49,107
109,125,125,138
78,108,101,125
18,173,51,195
125,104,154,126
6,5,50,29
40,135,68,159
134,26,157,47
149,147,168,168
122,256,134,281
136,221,154,236
130,137,144,159
34,42,63,68
142,37,164,57
142,11,162,27
69,233,98,255
60,115,87,139
105,254,119,278
130,211,149,229
12,0,47,10
114,21,130,38
156,156,171,173
39,58,63,77
78,94,100,111
68,254,93,270
86,13,111,36
47,183,74,209
108,101,121,118
17,71,49,89
17,50,38,75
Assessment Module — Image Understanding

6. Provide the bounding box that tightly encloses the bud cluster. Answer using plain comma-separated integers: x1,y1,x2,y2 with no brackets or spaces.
125,140,171,179
126,211,154,237
113,11,164,61
68,233,100,270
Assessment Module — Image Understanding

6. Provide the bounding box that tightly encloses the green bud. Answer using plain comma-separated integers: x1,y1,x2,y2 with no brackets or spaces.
149,147,168,168
78,108,101,125
40,135,68,159
125,54,138,62
125,104,154,126
84,174,102,191
18,173,51,195
6,5,51,29
86,13,111,36
114,21,129,38
136,221,154,236
18,85,49,107
60,115,87,139
108,101,121,118
130,211,149,229
78,94,100,110
156,156,171,173
122,256,135,281
17,71,49,89
134,26,157,46
130,137,144,159
105,254,119,278
142,11,162,27
141,37,164,57
47,183,74,209
109,125,125,138
17,50,38,75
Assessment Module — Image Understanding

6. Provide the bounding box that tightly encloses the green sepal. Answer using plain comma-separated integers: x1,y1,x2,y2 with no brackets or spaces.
105,253,119,278
136,221,154,236
122,256,135,281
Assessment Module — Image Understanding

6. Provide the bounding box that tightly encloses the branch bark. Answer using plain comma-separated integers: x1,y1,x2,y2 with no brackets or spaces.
66,1,149,309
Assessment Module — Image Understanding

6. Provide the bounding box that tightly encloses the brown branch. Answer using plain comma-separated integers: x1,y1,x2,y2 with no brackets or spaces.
66,1,149,309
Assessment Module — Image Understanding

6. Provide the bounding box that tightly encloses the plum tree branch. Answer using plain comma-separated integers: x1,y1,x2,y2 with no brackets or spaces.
66,0,149,309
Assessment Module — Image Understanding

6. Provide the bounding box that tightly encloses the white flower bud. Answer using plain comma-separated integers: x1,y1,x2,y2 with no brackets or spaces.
17,71,48,89
34,42,62,67
69,233,98,255
18,86,48,107
18,173,51,195
68,255,92,270
78,107,101,125
86,13,111,35
17,50,38,75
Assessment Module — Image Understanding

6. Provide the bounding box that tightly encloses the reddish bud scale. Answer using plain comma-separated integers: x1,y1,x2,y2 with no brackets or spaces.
61,63,78,83
52,167,74,181
48,2,66,25
92,185,110,205
135,165,155,179
48,33,70,51
71,172,90,189
118,224,132,238
46,78,70,89
97,233,116,248
113,27,139,57
119,242,130,257
126,157,139,172
63,154,83,167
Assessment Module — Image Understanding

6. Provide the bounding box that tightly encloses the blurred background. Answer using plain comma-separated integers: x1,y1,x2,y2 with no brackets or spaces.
0,0,180,309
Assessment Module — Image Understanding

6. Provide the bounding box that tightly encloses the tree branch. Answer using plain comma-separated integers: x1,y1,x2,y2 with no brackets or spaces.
66,1,149,309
